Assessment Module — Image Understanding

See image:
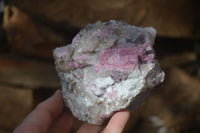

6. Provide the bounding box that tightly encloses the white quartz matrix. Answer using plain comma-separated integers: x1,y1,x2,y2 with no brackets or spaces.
53,20,165,125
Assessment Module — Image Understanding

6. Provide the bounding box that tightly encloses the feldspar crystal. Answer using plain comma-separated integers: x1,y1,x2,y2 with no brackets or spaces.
53,20,165,125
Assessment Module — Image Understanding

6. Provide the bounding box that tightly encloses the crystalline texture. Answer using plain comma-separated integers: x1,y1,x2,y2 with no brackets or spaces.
53,20,165,125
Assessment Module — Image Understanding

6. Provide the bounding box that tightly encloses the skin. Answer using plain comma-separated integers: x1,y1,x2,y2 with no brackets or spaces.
14,90,130,133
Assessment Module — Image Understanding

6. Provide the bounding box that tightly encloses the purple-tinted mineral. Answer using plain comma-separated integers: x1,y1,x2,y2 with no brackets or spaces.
53,20,165,125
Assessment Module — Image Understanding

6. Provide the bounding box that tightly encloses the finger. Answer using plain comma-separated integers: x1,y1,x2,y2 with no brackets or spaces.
14,90,64,133
103,110,130,133
48,108,76,133
77,122,104,133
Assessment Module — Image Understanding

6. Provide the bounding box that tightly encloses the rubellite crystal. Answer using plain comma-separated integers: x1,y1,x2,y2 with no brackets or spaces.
53,20,165,125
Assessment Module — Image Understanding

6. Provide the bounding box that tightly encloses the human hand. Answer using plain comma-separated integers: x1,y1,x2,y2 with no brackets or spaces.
14,90,130,133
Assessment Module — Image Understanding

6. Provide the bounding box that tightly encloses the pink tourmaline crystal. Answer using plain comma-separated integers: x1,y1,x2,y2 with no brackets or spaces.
53,20,165,125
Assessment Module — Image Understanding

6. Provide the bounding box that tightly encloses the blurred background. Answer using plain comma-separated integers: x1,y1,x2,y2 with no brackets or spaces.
0,0,200,133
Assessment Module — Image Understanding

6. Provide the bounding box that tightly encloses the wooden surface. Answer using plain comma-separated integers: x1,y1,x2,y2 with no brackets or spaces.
0,85,33,132
10,0,200,39
0,56,60,89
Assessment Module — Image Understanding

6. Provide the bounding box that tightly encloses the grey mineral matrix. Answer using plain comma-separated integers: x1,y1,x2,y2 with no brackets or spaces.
53,20,165,125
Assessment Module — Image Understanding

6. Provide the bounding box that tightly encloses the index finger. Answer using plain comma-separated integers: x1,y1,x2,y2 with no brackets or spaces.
103,110,130,133
14,90,64,133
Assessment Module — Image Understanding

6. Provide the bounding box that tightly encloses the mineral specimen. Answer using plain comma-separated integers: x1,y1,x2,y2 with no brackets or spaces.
53,20,165,125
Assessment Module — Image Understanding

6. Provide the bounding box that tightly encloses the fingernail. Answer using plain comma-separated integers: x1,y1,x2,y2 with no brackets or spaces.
53,90,61,96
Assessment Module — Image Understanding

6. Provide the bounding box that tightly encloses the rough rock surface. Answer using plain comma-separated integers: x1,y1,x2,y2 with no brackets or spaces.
53,20,165,125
